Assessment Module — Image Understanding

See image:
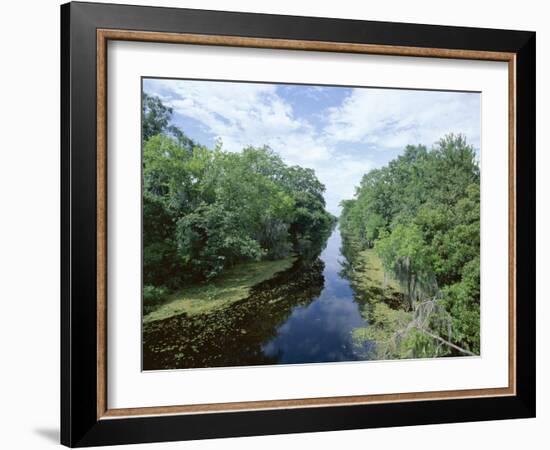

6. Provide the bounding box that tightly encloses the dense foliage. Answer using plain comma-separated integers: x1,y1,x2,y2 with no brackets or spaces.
340,135,480,355
142,95,336,301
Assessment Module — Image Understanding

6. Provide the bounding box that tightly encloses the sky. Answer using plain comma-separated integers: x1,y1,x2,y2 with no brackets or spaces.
143,78,480,215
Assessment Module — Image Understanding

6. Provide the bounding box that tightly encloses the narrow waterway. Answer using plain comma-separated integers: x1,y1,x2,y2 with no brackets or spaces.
261,229,369,363
143,228,372,369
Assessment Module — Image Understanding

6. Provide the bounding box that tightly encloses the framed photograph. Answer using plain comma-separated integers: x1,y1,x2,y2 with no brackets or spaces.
61,1,536,447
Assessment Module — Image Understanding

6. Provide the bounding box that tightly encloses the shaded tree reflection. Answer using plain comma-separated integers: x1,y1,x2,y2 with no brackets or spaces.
143,258,325,370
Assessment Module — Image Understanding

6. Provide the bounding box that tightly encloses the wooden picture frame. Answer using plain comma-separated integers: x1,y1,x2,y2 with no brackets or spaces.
61,1,535,447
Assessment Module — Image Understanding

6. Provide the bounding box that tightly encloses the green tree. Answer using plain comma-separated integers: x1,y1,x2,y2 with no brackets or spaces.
142,92,195,149
340,133,480,355
141,95,335,286
142,92,173,142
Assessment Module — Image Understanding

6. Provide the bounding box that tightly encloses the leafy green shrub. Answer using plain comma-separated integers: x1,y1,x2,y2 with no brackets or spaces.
143,285,169,314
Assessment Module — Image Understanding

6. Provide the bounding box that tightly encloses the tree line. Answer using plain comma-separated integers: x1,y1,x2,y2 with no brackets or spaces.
340,134,480,355
142,93,336,303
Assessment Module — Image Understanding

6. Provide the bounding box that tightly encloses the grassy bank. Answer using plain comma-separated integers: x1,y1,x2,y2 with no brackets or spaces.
342,244,413,358
143,256,296,323
349,247,402,301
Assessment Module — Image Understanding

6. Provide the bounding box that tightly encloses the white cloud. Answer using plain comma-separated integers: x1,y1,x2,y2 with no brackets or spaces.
145,79,357,213
324,88,480,151
316,155,374,214
146,79,308,152
144,80,479,215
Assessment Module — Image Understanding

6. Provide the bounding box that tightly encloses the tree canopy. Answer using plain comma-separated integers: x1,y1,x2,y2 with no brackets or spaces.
340,134,480,355
142,94,336,298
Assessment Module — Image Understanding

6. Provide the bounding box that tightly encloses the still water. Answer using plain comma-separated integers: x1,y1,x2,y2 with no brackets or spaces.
261,229,368,363
143,228,371,370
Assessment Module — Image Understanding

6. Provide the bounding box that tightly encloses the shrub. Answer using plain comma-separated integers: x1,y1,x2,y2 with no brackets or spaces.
143,285,169,314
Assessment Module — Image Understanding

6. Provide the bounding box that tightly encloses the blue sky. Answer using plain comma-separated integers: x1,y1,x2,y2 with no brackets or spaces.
143,78,480,215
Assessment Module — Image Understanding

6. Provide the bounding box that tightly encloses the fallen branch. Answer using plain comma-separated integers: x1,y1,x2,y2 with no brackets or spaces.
417,327,476,356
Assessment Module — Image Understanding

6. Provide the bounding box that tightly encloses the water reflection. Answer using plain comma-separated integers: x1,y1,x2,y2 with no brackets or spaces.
143,228,370,370
262,229,368,363
143,257,325,369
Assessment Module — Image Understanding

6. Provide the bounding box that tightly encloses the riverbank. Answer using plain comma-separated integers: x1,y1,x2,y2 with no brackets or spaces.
143,229,419,369
347,247,403,304
142,257,325,369
143,256,296,323
340,242,413,359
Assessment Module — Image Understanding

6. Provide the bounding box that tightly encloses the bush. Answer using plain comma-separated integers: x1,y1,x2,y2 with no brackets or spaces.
143,285,169,313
